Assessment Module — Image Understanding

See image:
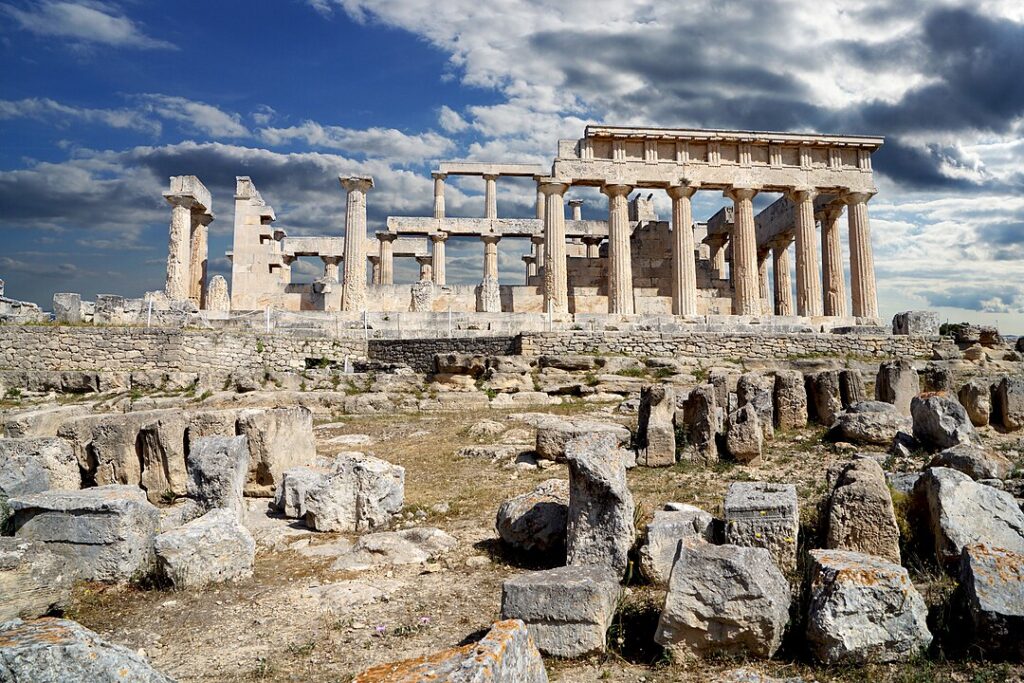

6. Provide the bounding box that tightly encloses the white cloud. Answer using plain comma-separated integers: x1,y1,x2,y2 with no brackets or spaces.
438,105,468,133
259,121,453,162
0,97,161,135
136,94,250,138
1,1,175,49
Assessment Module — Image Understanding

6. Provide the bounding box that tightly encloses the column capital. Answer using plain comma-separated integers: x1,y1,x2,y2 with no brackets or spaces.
481,234,502,245
842,190,875,205
163,193,198,210
415,255,433,266
724,186,759,201
538,179,570,196
817,202,844,222
339,175,374,192
785,186,818,203
482,173,499,181
567,198,584,208
530,234,546,245
194,211,215,226
522,254,536,264
376,231,398,243
431,171,447,180
366,254,380,263
320,255,342,266
666,183,699,200
581,235,603,245
429,232,449,244
601,182,632,198
769,235,793,250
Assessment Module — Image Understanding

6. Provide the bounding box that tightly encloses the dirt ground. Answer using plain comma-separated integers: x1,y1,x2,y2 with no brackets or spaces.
67,401,1024,683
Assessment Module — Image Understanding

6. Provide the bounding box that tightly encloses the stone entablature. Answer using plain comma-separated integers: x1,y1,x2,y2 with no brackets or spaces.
385,216,610,239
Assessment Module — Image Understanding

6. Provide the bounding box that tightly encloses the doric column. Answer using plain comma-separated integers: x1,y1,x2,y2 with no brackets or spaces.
339,175,373,312
771,240,794,316
430,232,448,285
432,172,446,219
790,188,823,317
164,196,194,301
531,234,546,269
724,186,760,315
368,256,381,285
845,191,879,318
568,199,583,221
820,204,848,316
708,238,727,280
415,255,432,282
189,211,213,308
484,174,498,219
377,232,396,285
582,236,602,259
602,183,634,314
667,183,698,316
757,248,770,312
535,179,546,220
540,180,570,314
523,254,537,279
321,255,341,283
481,234,501,279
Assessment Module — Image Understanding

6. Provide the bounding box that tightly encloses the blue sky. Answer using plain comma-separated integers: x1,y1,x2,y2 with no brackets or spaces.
1,0,1022,331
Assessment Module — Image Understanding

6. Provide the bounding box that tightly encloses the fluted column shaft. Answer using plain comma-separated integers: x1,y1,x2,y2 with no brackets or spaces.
792,189,823,316
484,174,497,219
368,256,381,285
540,181,569,314
377,234,396,285
340,176,373,311
322,256,341,282
772,241,794,316
757,249,770,313
165,198,193,300
430,233,448,285
820,206,847,316
568,199,583,221
709,240,726,280
603,183,634,314
667,184,698,316
846,192,879,318
432,173,446,219
189,212,212,307
482,235,500,279
523,255,537,279
725,187,759,315
582,236,602,259
535,184,546,220
531,235,545,269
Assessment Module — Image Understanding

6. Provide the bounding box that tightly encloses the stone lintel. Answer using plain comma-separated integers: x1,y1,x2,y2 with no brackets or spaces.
385,216,611,239
166,175,211,212
436,162,548,177
582,125,885,149
339,175,374,192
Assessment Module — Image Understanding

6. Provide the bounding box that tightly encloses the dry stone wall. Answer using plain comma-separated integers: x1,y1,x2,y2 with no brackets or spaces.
367,336,517,372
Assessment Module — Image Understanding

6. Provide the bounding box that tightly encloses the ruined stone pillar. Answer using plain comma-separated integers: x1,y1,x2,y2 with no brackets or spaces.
189,211,213,308
531,234,546,269
377,232,396,285
482,234,501,279
708,238,727,280
568,199,583,221
164,196,194,301
540,180,569,314
368,256,381,285
582,236,602,259
790,188,823,317
724,187,760,315
484,174,498,219
820,205,848,317
321,255,341,283
602,183,634,314
845,192,879,318
757,249,770,312
339,175,373,312
415,256,433,282
535,180,546,220
523,254,537,279
772,240,794,316
430,232,448,285
667,184,698,316
432,172,446,219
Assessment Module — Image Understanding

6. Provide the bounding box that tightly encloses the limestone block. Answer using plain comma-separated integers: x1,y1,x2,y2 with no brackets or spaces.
538,355,600,371
495,479,568,554
723,482,799,573
912,467,1024,567
351,619,547,683
678,384,719,465
0,538,73,622
957,379,992,427
637,384,676,466
826,401,912,446
725,404,762,464
771,371,806,432
911,394,977,451
535,417,630,462
476,275,501,313
825,458,901,564
0,438,79,520
10,485,160,583
136,412,190,502
639,505,714,586
737,372,774,440
892,311,939,336
874,360,919,415
52,293,82,324
275,465,332,518
303,453,404,533
0,617,176,683
501,565,620,658
655,543,790,659
186,436,250,519
2,404,91,438
920,363,953,393
565,432,636,577
838,369,866,408
434,352,487,376
807,370,843,425
994,376,1024,431
331,527,456,571
957,543,1024,660
805,550,931,664
236,407,316,493
206,275,230,311
928,443,1013,481
154,508,255,588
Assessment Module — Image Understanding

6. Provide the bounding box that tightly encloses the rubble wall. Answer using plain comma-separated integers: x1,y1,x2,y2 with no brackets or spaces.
0,326,367,373
367,336,518,372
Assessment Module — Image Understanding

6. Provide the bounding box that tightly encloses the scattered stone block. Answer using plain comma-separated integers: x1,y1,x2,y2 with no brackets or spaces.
773,370,807,431
913,467,1024,567
501,565,620,658
275,464,332,518
565,432,635,577
51,292,83,324
723,482,798,572
434,352,487,376
535,417,630,462
0,438,79,526
0,538,72,622
911,394,977,451
737,372,774,441
875,360,919,415
725,404,762,464
2,404,91,439
0,617,176,683
468,419,505,439
928,443,1013,481
826,401,912,446
892,311,939,336
805,549,932,663
807,370,843,425
186,436,250,519
994,376,1024,432
957,543,1023,661
957,379,993,427
332,527,457,571
919,363,953,393
825,458,901,564
637,384,677,466
838,369,866,408
351,619,547,683
9,485,160,583
303,453,404,533
655,543,790,658
495,479,568,554
236,407,316,494
639,505,714,586
154,508,255,588
678,384,719,465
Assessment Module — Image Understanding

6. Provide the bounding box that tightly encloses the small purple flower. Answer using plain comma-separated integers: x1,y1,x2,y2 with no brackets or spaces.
374,624,386,636
419,616,431,626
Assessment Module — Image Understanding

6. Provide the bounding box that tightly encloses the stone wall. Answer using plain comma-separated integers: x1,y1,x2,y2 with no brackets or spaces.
518,331,936,360
0,326,367,373
367,336,518,372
